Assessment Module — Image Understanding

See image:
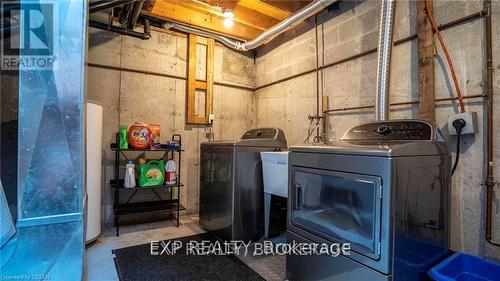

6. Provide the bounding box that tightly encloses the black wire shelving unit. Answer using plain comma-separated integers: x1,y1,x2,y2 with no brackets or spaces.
110,133,184,236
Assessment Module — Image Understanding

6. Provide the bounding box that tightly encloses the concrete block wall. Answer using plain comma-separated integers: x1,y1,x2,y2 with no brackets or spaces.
255,0,500,259
87,28,255,223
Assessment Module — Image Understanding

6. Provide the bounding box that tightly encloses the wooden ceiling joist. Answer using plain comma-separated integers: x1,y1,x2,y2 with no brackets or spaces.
260,0,311,13
144,0,262,40
142,0,313,41
178,1,280,31
237,0,291,20
232,5,281,30
204,0,238,11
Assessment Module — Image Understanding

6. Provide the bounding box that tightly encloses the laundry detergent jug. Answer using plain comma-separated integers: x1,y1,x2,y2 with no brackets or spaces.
165,160,177,185
128,122,150,149
138,159,165,187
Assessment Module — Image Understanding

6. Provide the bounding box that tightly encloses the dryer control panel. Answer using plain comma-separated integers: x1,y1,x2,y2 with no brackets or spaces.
341,120,434,141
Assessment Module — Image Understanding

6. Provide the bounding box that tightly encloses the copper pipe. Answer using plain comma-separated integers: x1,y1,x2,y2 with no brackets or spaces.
425,0,465,112
438,10,487,30
255,10,485,92
322,96,329,141
484,0,499,247
324,94,487,113
315,15,321,142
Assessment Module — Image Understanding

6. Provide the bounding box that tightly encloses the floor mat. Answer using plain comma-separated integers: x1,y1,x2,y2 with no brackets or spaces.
112,233,265,281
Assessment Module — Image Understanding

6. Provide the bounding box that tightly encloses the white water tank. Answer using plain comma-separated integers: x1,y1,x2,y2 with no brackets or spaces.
85,102,102,243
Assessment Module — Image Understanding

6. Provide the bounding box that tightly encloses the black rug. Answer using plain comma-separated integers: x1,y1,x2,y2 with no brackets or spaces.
112,233,265,281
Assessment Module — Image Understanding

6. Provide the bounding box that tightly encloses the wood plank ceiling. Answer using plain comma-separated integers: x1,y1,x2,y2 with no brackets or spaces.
142,0,312,40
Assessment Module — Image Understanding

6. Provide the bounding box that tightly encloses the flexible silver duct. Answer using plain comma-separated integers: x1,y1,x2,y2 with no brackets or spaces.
162,21,243,50
375,0,396,121
163,0,337,51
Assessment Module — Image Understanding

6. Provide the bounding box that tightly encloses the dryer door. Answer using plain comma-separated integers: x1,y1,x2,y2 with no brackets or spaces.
290,167,383,260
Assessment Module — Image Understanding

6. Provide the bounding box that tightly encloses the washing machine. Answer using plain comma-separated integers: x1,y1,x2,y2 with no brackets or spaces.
200,128,287,241
286,120,450,281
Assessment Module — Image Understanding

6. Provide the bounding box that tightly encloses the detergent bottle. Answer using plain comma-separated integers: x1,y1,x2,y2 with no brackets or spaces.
128,122,150,149
119,125,129,149
138,159,165,187
165,160,177,185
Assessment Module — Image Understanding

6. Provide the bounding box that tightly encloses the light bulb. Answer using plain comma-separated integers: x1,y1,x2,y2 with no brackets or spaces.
222,10,233,19
222,9,234,28
223,17,233,28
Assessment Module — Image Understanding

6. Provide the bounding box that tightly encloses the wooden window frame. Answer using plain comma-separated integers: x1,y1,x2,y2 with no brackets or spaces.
187,34,214,125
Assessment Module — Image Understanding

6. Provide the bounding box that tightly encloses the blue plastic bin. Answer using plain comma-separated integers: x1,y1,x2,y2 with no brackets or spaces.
429,252,500,281
394,234,448,281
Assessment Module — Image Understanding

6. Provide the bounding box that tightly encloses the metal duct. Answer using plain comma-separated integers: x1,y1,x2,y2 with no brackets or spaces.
163,0,337,51
1,0,86,279
375,0,396,121
162,21,243,50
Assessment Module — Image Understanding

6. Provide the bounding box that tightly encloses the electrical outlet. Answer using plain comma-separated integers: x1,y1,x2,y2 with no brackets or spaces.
448,112,477,135
208,114,215,124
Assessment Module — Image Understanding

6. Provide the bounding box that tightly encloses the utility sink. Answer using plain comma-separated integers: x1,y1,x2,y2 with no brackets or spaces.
261,151,289,238
261,151,289,198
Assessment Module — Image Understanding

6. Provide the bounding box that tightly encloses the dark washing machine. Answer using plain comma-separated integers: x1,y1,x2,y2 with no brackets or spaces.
286,120,450,281
200,128,287,241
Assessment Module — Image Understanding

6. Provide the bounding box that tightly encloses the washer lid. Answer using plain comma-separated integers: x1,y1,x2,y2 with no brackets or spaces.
201,128,287,148
239,128,287,147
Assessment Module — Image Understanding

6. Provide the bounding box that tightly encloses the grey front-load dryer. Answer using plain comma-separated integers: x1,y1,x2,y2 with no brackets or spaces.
286,120,450,281
200,128,287,241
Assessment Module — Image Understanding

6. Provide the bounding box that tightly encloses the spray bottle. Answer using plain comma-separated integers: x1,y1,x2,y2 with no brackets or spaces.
124,161,136,188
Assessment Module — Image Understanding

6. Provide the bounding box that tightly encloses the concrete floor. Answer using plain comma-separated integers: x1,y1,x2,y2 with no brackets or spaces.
83,215,205,281
83,215,286,281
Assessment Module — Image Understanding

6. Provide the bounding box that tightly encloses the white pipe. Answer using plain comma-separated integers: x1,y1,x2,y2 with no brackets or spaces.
163,0,337,51
375,0,397,121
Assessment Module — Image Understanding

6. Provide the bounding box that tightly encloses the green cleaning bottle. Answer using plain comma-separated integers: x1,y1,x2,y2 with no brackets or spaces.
119,125,128,149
